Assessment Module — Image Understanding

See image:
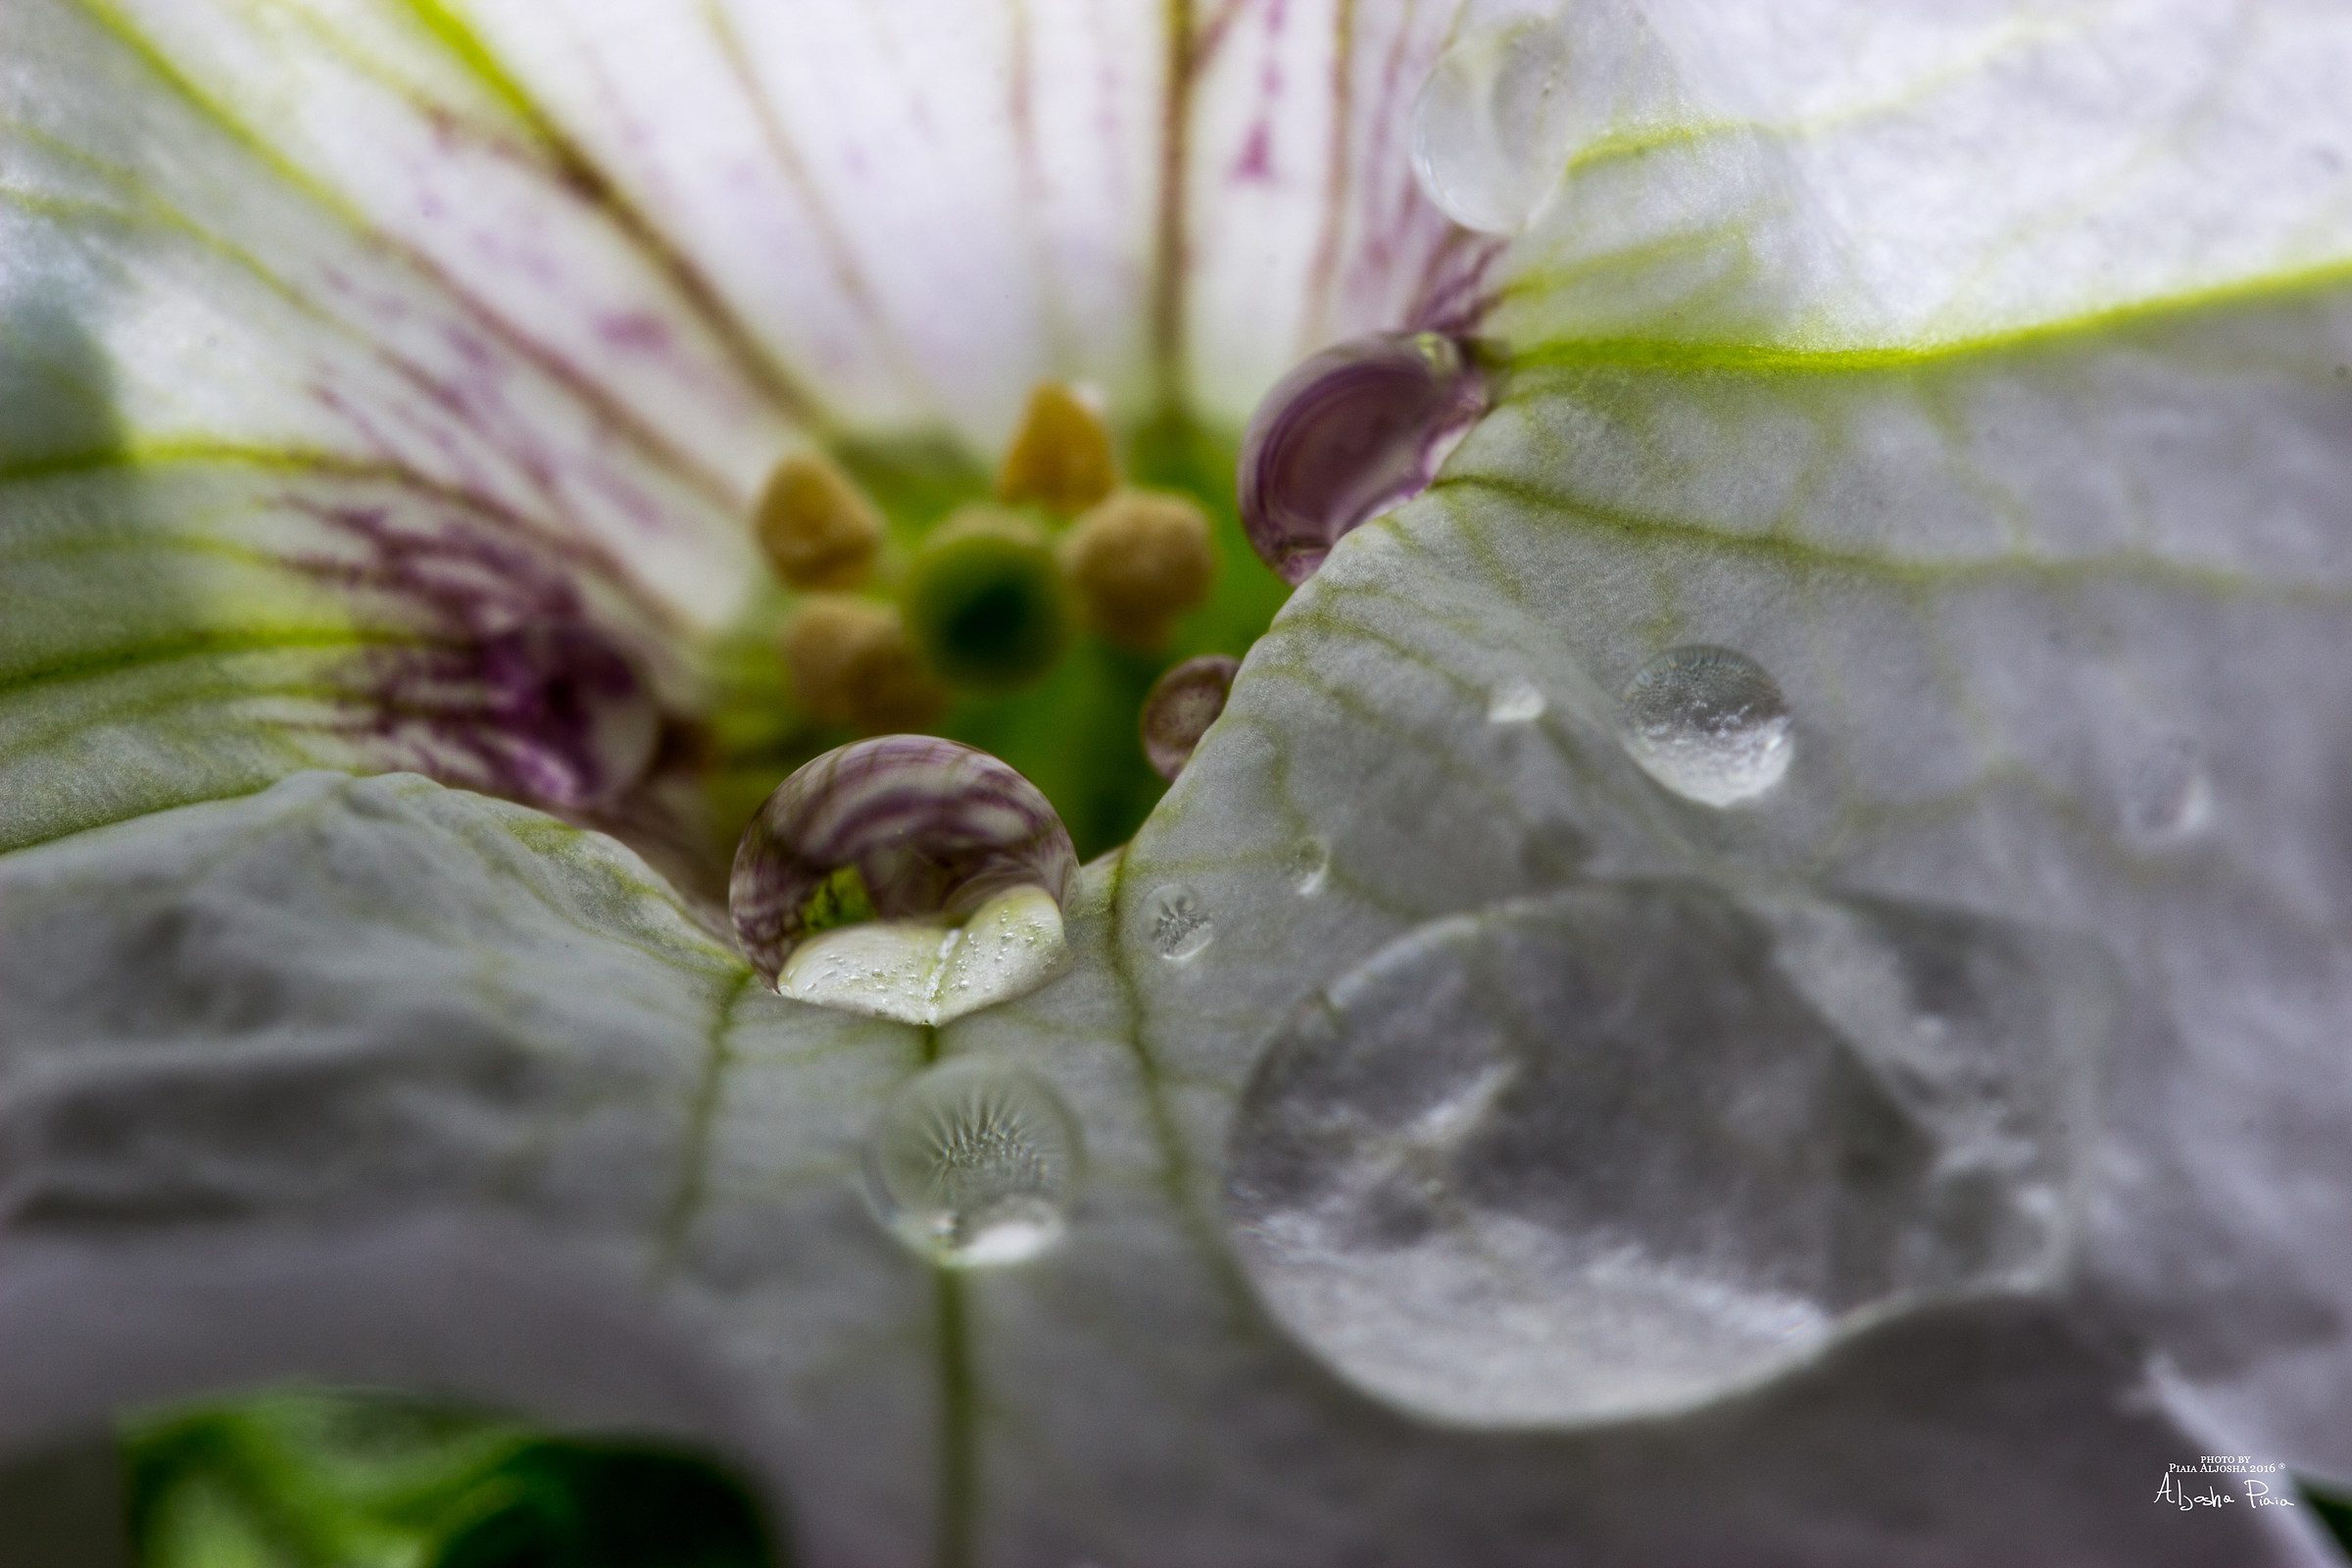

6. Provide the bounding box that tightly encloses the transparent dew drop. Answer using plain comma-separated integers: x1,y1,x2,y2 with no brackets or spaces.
1486,676,1546,724
729,737,1081,1024
1225,882,2104,1428
1140,655,1241,780
2122,734,2212,843
1411,16,1579,234
474,623,661,809
1288,836,1331,895
864,1058,1083,1269
1238,332,1489,586
1615,645,1793,807
1143,883,1213,960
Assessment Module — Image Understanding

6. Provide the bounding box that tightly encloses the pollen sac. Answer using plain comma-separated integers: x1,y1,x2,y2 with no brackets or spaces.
472,623,662,809
997,382,1118,514
1238,331,1489,585
757,451,886,590
781,595,947,733
1058,492,1216,650
1140,654,1240,780
729,736,1082,1024
903,507,1070,691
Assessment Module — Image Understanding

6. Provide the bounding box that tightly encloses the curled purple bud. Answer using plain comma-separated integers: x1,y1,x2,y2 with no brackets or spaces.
469,623,661,809
1237,331,1489,585
729,737,1082,1023
1141,655,1241,780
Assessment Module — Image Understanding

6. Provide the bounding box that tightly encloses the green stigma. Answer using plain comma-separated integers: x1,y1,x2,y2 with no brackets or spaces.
902,511,1070,691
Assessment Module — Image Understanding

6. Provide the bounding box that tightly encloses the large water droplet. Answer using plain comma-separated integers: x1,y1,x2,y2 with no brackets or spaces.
730,737,1080,1024
1225,882,2102,1428
1486,675,1545,724
1143,883,1213,960
864,1058,1083,1269
1238,333,1488,586
1140,655,1240,780
1616,645,1793,807
1411,16,1579,234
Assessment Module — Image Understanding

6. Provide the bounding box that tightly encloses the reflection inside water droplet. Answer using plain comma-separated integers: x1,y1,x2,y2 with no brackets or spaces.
1224,882,2103,1428
1410,16,1578,234
1144,883,1213,959
864,1058,1083,1269
1238,332,1488,585
1616,645,1792,807
1141,655,1240,780
1486,676,1545,724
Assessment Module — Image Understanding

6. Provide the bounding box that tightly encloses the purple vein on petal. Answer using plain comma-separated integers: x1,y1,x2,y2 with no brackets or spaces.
1299,0,1358,349
394,0,838,434
702,0,953,427
1152,0,1199,416
16,21,753,518
1003,0,1078,377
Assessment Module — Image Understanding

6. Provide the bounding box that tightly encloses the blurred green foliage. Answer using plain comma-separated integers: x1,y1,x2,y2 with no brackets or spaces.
122,1391,779,1568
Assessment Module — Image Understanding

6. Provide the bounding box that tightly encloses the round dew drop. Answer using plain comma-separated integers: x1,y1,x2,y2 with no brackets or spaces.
1410,16,1579,235
863,1058,1083,1269
1615,646,1793,807
1143,883,1213,960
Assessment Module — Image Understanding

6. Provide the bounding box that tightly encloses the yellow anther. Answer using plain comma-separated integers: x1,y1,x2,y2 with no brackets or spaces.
781,595,947,733
756,452,885,591
996,383,1118,514
1057,491,1216,650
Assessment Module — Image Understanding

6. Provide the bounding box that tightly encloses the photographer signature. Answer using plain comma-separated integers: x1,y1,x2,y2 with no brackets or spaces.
2153,1472,2297,1511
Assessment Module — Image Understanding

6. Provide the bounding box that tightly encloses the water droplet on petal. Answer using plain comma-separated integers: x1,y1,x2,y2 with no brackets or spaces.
1143,883,1213,960
1486,676,1545,724
1616,645,1793,807
475,624,661,809
1288,836,1331,895
1225,882,2102,1428
1239,332,1489,586
1411,17,1579,234
2122,734,2211,843
730,737,1080,1024
865,1057,1083,1269
1140,655,1241,780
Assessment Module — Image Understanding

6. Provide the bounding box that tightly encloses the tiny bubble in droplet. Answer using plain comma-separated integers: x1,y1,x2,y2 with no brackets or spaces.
1615,645,1793,808
1144,883,1214,960
863,1058,1083,1269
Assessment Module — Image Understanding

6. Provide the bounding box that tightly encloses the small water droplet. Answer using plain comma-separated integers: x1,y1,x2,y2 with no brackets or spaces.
730,737,1079,1022
1238,333,1489,585
2122,735,2211,842
1616,646,1792,808
1288,837,1331,895
864,1058,1083,1269
1411,17,1578,235
1486,676,1545,724
1141,655,1241,780
1144,883,1213,960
